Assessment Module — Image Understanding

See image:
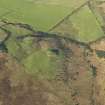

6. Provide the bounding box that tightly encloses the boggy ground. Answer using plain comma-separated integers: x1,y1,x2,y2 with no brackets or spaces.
0,52,65,105
0,41,93,105
86,38,105,105
0,20,105,105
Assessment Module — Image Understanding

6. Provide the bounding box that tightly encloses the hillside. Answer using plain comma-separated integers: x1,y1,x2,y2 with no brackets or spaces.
1,0,105,105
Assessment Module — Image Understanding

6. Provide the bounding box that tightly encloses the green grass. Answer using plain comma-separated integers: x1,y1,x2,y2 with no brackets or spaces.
51,5,104,42
0,0,86,31
22,49,60,79
0,7,12,18
50,17,79,39
2,24,33,57
1,24,62,79
96,0,105,1
0,28,7,42
70,5,104,42
1,0,104,79
6,38,19,56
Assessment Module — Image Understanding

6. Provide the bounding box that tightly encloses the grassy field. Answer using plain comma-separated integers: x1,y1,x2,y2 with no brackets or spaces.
0,23,63,79
22,49,60,79
0,0,87,31
0,0,105,79
0,0,104,42
51,5,104,42
1,24,33,56
70,5,104,42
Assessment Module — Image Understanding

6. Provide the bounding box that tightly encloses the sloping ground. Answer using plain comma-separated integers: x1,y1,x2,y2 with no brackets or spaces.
1,1,105,105
0,0,104,43
0,45,94,105
0,53,66,105
0,0,87,31
0,21,63,80
0,20,96,105
86,38,105,105
97,0,105,1
51,3,104,43
1,20,105,104
0,29,7,42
